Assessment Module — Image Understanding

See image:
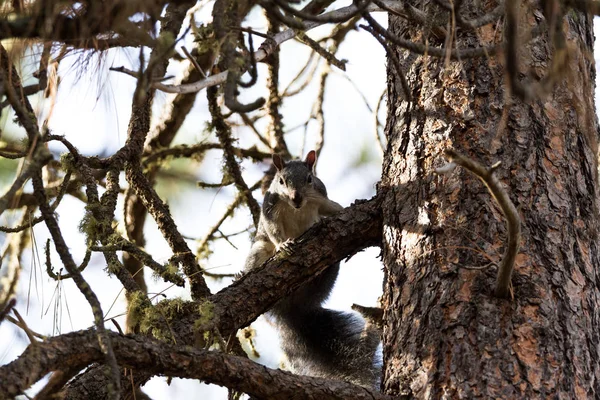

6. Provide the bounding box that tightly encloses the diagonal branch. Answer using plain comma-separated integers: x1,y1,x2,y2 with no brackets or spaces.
203,197,383,337
126,165,211,299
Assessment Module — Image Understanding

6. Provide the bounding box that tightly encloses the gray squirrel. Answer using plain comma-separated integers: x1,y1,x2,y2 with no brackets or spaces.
244,150,381,388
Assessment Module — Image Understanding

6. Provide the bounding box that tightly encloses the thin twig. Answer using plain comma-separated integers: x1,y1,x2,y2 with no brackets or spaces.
362,11,501,60
182,45,207,78
296,31,346,71
145,1,404,94
374,90,386,155
13,308,38,343
197,179,263,258
281,50,319,97
91,241,186,287
207,86,261,226
6,314,46,340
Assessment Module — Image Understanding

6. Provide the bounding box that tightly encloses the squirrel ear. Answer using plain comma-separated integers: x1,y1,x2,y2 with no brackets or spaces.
273,154,285,170
304,150,317,170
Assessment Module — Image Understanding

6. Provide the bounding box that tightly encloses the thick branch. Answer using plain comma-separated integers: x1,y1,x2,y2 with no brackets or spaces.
0,330,392,400
0,0,191,42
206,197,383,336
44,197,383,399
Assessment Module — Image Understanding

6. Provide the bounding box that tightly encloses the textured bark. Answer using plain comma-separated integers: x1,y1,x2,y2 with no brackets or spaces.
380,1,600,399
0,330,392,400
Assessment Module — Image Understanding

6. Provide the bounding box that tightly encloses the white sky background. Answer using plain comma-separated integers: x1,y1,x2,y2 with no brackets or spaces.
0,2,387,399
1,4,600,400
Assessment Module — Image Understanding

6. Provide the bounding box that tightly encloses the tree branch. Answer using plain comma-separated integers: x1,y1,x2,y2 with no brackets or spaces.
203,197,383,337
439,149,521,299
0,0,192,42
50,197,382,399
207,86,261,226
148,1,403,94
0,330,393,400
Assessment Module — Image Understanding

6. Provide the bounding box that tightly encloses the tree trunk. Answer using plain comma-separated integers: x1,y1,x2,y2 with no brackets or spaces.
380,1,600,398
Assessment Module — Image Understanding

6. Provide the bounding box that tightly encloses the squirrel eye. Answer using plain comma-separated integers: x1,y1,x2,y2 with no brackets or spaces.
279,177,284,185
307,175,313,184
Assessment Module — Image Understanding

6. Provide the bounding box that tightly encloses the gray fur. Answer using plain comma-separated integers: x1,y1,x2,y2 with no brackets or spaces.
244,153,381,388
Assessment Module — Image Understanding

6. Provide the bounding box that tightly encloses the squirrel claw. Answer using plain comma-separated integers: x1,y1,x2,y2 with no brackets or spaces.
278,240,295,256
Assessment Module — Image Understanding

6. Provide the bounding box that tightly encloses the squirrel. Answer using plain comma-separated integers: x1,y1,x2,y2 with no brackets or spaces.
244,150,381,388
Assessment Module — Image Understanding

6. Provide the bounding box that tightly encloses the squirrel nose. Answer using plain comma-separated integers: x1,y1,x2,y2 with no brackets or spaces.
291,193,303,208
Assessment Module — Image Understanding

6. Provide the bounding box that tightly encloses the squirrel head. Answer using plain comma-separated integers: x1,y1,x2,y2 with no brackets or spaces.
271,150,318,210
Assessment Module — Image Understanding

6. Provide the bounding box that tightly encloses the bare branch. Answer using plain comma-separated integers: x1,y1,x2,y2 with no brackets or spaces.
441,149,521,299
296,31,346,71
0,330,394,400
361,11,500,60
150,1,403,94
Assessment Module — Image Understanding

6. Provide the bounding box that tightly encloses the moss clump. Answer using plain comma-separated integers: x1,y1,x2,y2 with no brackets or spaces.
156,31,176,58
193,24,217,53
127,291,152,334
151,262,184,286
131,296,187,342
78,203,113,245
194,300,215,332
60,153,76,171
157,297,186,319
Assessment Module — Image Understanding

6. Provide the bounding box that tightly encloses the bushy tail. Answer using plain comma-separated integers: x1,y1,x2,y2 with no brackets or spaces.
273,305,381,388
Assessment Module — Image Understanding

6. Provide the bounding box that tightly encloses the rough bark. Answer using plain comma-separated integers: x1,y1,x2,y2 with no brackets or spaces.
380,1,600,398
0,330,392,400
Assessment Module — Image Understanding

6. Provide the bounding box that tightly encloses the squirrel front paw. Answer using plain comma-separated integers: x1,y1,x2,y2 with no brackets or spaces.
277,239,295,256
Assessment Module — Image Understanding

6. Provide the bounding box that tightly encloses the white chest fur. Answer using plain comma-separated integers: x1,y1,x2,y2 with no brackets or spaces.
273,200,321,244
